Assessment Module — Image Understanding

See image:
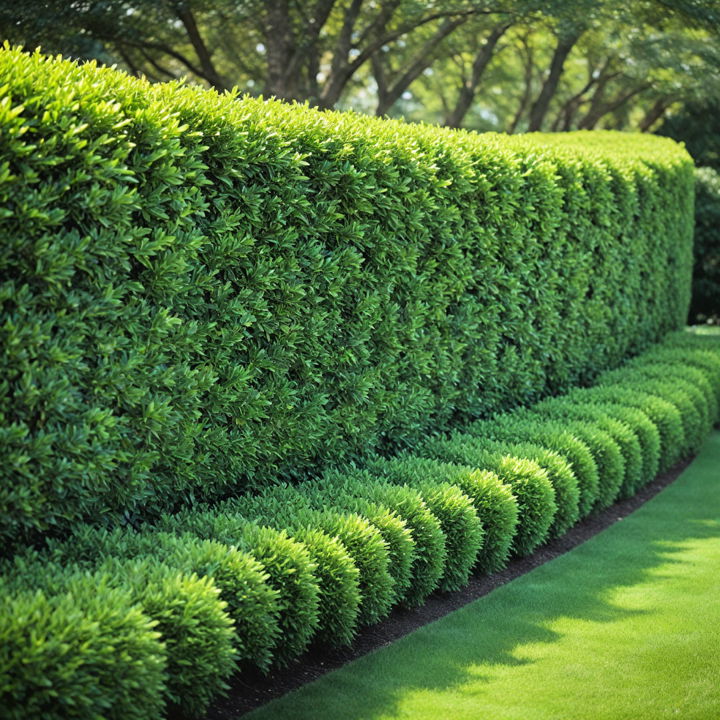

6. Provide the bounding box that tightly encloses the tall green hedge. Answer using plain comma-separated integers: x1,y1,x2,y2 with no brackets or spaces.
0,47,695,545
688,167,720,323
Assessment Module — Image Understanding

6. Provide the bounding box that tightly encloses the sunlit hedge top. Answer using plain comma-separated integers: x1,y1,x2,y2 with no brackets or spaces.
0,47,694,546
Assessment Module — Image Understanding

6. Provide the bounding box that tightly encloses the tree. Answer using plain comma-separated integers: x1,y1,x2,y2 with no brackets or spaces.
1,0,510,107
1,0,718,126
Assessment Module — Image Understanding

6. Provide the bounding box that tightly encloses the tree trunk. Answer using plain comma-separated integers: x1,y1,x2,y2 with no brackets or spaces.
553,60,614,131
443,23,510,128
527,30,582,132
507,36,534,134
176,6,226,89
639,97,672,132
262,0,303,100
375,16,469,117
579,83,650,129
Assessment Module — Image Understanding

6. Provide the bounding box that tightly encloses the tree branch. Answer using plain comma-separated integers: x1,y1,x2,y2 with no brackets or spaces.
507,33,534,133
527,28,583,131
175,5,226,89
321,6,499,107
444,21,511,127
284,0,339,92
376,14,471,116
639,96,673,132
138,47,179,80
116,46,143,77
120,37,208,80
579,82,652,129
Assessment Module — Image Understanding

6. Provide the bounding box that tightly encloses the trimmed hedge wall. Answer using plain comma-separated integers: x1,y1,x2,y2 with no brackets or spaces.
689,167,720,323
0,47,695,545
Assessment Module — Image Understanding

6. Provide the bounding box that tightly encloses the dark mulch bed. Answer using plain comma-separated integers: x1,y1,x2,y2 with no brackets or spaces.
196,456,693,720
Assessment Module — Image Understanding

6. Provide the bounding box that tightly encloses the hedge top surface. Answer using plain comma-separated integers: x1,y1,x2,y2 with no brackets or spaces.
0,46,694,547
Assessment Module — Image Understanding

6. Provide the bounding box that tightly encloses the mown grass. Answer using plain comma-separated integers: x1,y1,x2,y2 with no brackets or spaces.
246,432,720,720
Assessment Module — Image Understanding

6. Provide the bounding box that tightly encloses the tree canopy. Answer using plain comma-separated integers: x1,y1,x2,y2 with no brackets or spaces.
2,0,719,132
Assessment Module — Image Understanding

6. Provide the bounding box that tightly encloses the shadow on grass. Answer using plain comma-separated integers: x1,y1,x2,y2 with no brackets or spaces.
247,434,720,719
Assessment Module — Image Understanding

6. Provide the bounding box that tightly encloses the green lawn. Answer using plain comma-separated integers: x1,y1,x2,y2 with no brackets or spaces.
247,432,720,720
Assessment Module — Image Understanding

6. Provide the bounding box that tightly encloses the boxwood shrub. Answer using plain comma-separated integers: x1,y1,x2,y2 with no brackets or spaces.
362,457,484,591
515,412,624,511
2,555,236,718
0,576,166,720
412,482,483,592
100,558,236,718
305,471,447,608
45,528,283,673
482,441,580,537
634,345,720,406
281,526,361,647
624,362,718,426
215,489,394,631
563,398,661,491
0,47,695,547
365,454,518,574
598,375,704,455
420,436,556,557
199,500,363,648
575,386,685,472
289,485,415,608
155,514,320,667
532,401,643,501
469,416,600,519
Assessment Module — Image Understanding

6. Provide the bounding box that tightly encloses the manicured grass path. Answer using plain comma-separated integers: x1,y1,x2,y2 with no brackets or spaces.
246,433,720,720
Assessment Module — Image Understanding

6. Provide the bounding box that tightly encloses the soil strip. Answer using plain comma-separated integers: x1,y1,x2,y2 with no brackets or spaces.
199,456,693,720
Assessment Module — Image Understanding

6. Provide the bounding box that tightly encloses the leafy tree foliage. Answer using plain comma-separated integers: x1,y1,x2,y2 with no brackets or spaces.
1,0,718,130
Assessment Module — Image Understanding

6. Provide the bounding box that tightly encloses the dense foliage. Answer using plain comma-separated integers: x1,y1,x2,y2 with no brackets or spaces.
687,168,720,323
2,333,719,719
4,1,719,133
0,48,696,547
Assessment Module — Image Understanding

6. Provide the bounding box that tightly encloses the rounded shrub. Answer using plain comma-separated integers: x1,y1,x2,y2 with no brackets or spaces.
151,534,283,673
533,401,642,501
310,471,447,608
565,394,661,489
342,503,413,607
97,557,236,719
646,382,706,453
158,513,320,667
367,454,517,574
47,526,283,673
599,374,704,455
494,442,579,537
442,436,579,538
577,385,685,472
522,414,623,511
625,364,715,432
629,359,718,421
414,481,483,591
279,526,360,647
296,480,416,607
363,457,483,590
471,416,600,518
0,578,166,720
633,345,720,407
421,436,557,557
308,510,394,626
219,490,392,630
